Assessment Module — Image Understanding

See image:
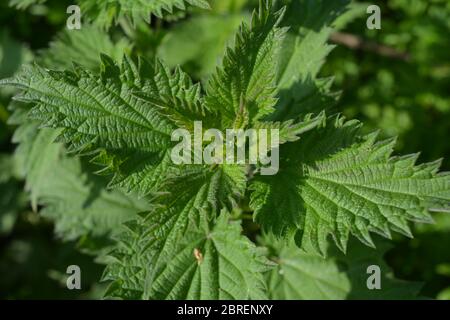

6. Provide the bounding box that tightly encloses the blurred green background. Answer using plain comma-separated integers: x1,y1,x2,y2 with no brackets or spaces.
0,0,449,299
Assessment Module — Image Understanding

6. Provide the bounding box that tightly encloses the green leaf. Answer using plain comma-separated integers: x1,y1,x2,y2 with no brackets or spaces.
9,0,210,26
8,103,62,209
8,103,149,242
254,111,326,145
148,212,269,299
1,56,214,195
38,155,149,241
81,0,211,27
206,0,287,127
0,31,33,80
437,287,450,300
250,116,450,255
8,0,46,10
277,0,349,89
0,153,20,183
103,165,269,299
0,155,26,236
104,212,269,299
333,1,369,30
4,0,449,301
39,25,131,72
271,0,350,120
264,234,422,299
158,13,245,79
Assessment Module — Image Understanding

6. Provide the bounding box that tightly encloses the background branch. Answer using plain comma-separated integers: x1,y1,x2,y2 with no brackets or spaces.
330,31,411,61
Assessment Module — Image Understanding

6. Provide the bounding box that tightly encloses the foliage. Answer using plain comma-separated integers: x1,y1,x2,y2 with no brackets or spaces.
264,234,422,299
9,0,211,27
0,0,449,300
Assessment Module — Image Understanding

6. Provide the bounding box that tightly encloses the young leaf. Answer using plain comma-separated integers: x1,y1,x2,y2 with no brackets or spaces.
254,111,326,145
206,0,287,127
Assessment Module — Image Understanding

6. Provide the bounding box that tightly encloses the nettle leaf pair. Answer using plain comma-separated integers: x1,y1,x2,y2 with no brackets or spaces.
2,0,450,299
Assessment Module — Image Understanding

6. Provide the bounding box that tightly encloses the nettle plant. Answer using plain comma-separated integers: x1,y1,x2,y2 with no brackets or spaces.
2,0,450,299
